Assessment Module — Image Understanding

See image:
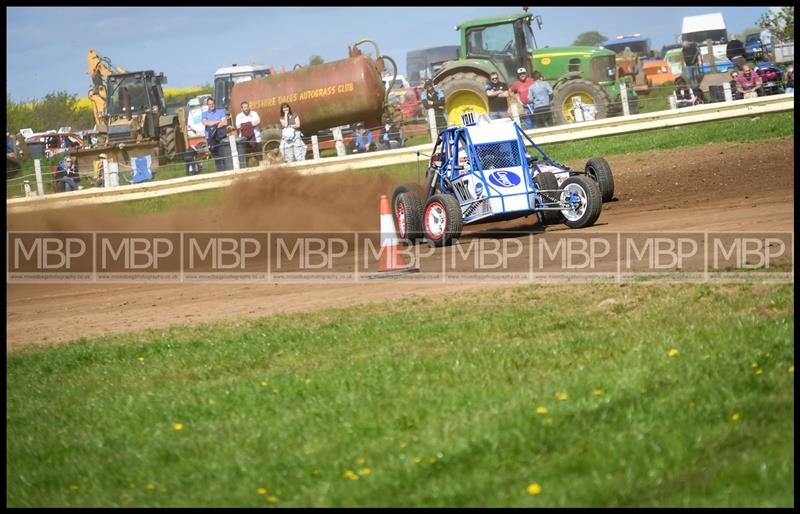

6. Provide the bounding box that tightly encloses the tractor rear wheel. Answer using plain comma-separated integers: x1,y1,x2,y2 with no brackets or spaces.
159,125,177,164
439,72,490,126
552,79,609,125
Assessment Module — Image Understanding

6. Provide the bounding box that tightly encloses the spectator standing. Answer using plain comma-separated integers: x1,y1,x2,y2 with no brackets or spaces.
420,80,446,128
726,36,747,69
279,102,306,162
235,101,261,156
379,117,402,150
348,123,374,154
93,153,107,187
484,72,510,120
201,98,227,168
681,39,702,88
6,129,15,155
530,71,554,127
509,67,536,129
785,65,794,94
759,28,772,62
54,156,82,192
735,64,762,98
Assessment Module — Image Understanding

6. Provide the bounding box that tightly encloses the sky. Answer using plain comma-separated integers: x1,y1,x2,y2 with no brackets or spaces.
6,6,776,102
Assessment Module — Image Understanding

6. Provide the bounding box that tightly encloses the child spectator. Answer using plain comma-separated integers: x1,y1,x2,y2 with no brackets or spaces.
348,123,374,154
674,77,698,108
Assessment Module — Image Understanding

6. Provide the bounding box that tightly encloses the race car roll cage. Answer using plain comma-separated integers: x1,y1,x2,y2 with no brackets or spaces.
421,121,586,224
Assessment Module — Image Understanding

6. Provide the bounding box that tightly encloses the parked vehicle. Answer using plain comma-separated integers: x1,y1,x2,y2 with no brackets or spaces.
75,49,188,172
602,34,654,94
642,60,677,87
25,132,85,159
681,13,734,74
391,112,607,247
755,61,785,95
432,10,637,126
406,46,460,85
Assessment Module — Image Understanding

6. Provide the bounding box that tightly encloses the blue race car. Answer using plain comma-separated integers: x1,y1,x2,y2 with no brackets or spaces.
392,113,614,247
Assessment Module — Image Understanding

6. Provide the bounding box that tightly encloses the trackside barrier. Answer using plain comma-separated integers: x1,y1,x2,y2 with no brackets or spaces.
7,94,794,213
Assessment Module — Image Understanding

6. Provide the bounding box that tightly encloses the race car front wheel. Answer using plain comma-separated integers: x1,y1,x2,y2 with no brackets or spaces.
559,176,602,229
423,194,463,247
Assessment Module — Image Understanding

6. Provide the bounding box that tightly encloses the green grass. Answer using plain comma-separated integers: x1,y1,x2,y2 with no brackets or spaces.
6,283,794,507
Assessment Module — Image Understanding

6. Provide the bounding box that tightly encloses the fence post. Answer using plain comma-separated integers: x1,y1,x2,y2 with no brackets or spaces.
668,95,677,110
34,159,44,196
510,102,521,126
427,108,438,143
333,126,346,157
103,159,111,188
23,180,33,197
620,82,630,117
109,161,120,187
722,81,733,102
229,136,240,171
311,135,321,160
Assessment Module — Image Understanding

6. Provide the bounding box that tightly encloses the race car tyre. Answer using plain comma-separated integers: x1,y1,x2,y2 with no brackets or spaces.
552,79,609,125
533,171,564,225
439,72,490,127
559,175,602,229
393,184,424,243
423,194,463,247
585,157,615,202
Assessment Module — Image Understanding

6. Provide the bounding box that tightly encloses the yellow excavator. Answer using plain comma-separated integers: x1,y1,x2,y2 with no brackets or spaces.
71,49,188,172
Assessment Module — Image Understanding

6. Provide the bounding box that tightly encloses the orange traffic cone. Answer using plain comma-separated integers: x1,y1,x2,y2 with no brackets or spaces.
374,194,419,276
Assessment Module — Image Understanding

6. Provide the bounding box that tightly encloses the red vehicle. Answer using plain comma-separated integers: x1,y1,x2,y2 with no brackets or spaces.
388,86,424,121
25,132,85,159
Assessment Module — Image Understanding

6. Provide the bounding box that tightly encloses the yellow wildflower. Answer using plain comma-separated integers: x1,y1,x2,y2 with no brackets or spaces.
261,380,268,387
557,392,568,401
527,483,542,495
360,467,371,475
429,457,437,465
536,406,548,415
414,456,422,464
174,423,184,431
668,348,679,357
755,369,763,376
593,389,604,396
789,365,794,374
146,483,156,491
267,496,278,503
257,487,267,495
138,357,145,363
69,484,79,492
344,470,359,480
399,441,408,448
731,413,741,422
356,457,366,465
751,362,759,368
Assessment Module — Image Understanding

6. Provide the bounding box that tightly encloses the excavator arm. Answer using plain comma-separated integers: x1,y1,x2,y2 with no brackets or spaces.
87,49,126,126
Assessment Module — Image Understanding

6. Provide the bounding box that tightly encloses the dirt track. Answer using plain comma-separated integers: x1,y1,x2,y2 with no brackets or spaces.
6,139,794,350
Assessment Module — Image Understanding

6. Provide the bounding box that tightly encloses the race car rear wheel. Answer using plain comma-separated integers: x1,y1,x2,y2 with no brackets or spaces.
393,189,424,243
559,175,602,229
423,194,463,247
533,171,564,225
585,157,615,202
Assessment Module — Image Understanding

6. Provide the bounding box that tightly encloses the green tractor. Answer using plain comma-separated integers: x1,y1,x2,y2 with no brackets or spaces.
432,11,637,126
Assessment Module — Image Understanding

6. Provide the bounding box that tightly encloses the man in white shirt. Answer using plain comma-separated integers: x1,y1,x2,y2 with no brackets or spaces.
235,101,261,146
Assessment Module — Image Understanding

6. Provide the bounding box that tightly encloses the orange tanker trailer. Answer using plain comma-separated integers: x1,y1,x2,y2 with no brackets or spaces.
230,39,398,160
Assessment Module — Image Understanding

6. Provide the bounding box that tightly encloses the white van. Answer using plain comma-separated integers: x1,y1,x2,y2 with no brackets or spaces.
681,13,734,73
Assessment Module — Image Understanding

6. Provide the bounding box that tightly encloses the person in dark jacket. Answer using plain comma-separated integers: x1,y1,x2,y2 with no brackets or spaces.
681,40,702,88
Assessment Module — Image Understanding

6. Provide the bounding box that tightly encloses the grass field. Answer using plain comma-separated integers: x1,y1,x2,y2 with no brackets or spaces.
6,283,794,507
